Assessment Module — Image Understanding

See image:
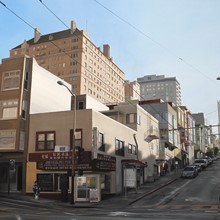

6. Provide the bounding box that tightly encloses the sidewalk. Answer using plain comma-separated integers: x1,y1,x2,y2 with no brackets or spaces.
0,171,180,210
95,171,180,209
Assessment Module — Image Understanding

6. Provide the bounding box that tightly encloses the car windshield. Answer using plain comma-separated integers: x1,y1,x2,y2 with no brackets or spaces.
184,167,194,171
195,160,205,163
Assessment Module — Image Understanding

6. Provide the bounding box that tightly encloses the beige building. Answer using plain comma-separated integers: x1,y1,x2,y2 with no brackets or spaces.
26,98,160,202
10,21,125,105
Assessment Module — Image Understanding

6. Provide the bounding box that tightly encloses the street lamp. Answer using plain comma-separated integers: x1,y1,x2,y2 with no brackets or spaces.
57,80,76,204
217,77,220,80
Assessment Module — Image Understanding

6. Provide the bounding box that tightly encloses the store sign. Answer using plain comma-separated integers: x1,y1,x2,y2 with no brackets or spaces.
92,159,116,171
37,160,72,170
29,152,72,161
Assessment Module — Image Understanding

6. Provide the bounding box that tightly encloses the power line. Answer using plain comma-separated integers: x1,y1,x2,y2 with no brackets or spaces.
36,0,180,130
93,0,218,85
1,0,197,132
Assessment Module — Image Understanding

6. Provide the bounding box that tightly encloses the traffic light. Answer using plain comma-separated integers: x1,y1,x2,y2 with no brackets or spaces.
78,170,83,176
9,159,15,171
77,147,84,164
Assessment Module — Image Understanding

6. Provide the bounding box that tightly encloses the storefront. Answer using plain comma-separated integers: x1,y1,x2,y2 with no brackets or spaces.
28,151,116,202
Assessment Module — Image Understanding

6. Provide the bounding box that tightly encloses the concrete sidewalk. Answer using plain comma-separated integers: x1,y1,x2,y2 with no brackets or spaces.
95,171,180,209
0,171,180,210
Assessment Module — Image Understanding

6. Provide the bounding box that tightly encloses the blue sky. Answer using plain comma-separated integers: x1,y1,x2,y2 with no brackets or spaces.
1,0,220,130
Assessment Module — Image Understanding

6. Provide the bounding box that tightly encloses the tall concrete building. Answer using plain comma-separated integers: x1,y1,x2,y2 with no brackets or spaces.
137,74,181,106
10,21,125,105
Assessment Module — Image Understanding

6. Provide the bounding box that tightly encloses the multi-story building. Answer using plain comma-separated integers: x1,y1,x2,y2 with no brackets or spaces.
137,74,182,106
10,21,125,105
0,55,72,192
124,80,140,101
26,96,160,202
192,112,211,158
139,99,181,170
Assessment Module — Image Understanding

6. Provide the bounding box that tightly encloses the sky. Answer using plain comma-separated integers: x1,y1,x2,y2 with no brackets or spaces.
1,0,220,131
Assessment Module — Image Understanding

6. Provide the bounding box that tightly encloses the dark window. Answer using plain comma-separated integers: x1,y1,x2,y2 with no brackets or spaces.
70,129,82,150
115,139,124,156
24,71,29,90
98,132,105,151
126,113,136,124
78,101,84,109
36,131,55,151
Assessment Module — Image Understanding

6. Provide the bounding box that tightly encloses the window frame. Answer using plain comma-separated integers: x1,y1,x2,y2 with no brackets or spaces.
36,131,56,151
115,139,124,156
1,70,20,91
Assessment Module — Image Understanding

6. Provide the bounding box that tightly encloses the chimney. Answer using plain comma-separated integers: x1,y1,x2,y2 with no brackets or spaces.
103,44,110,59
34,28,41,43
70,21,77,34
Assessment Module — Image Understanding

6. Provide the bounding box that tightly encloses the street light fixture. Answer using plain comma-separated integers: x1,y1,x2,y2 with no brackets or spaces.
217,77,220,80
57,80,76,204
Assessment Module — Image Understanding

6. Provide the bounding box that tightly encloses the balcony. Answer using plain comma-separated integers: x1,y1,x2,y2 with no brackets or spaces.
144,126,160,142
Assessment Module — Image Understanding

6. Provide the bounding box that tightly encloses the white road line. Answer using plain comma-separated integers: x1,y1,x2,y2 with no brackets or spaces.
155,180,191,206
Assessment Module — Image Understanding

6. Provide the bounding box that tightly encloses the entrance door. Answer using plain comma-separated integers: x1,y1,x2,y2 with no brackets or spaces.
76,175,98,202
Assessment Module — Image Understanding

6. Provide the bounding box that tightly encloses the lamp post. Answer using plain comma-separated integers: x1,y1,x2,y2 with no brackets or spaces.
57,80,76,204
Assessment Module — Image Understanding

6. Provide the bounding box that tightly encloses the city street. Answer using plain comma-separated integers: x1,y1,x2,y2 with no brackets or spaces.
1,160,220,219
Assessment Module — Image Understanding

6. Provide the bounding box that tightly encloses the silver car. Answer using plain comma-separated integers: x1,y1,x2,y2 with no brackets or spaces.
181,166,198,178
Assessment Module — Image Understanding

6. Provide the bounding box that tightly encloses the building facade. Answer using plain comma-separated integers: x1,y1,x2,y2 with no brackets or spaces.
0,55,72,192
124,80,140,101
26,99,160,202
10,21,125,105
137,74,182,106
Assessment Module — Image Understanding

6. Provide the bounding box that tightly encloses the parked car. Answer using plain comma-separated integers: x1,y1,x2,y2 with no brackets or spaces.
181,166,198,178
202,156,213,165
194,159,208,169
193,164,201,173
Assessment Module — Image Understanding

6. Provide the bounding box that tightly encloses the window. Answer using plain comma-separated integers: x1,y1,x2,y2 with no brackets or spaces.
2,70,20,91
69,76,78,81
36,131,55,151
21,100,27,119
126,113,136,124
128,144,136,155
72,38,78,43
98,132,105,151
24,71,29,90
71,46,78,50
71,53,78,58
128,144,132,154
0,99,18,120
78,101,84,109
0,130,16,150
71,129,82,150
70,61,77,66
115,139,124,156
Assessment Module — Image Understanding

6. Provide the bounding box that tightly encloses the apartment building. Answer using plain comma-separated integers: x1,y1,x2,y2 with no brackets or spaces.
0,55,72,192
137,74,182,106
139,99,181,170
10,21,125,105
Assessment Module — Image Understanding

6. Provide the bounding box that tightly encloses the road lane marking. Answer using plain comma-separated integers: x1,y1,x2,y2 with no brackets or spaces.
155,180,191,206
